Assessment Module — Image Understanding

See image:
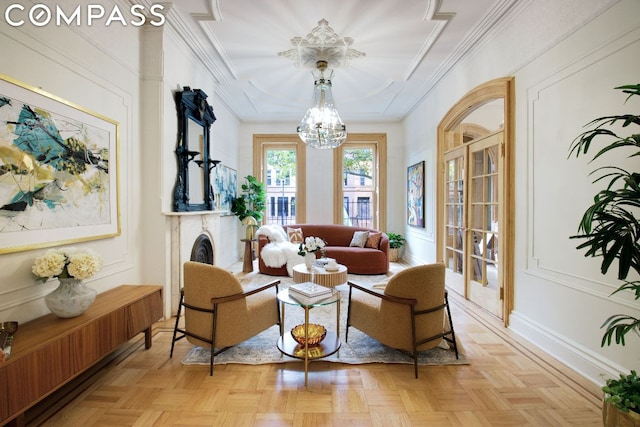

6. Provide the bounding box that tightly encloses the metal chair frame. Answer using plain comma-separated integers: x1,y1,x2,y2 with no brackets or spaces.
346,283,458,378
170,280,280,375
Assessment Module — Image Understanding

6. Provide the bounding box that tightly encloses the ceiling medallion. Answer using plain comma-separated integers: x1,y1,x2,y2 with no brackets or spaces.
282,19,364,149
278,19,365,69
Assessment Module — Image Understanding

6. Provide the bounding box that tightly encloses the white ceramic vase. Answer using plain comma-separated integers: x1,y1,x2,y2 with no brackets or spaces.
304,253,316,270
44,278,97,318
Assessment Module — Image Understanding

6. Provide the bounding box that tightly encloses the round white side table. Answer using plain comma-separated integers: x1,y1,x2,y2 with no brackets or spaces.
291,263,348,288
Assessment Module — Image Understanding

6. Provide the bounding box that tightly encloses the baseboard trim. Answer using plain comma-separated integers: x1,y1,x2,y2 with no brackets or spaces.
508,310,628,388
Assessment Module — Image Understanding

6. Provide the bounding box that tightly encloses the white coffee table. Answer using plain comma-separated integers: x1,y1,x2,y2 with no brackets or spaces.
292,263,348,288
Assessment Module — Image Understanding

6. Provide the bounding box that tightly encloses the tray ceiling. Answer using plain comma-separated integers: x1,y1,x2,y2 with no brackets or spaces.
169,0,514,123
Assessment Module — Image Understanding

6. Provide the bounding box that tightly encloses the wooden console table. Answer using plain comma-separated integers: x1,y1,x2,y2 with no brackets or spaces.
0,285,163,426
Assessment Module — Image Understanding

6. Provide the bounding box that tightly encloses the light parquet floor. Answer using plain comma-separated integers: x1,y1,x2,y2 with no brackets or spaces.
37,264,602,427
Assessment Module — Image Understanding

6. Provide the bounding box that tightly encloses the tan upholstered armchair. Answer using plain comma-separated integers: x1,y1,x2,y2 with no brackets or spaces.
170,261,280,375
346,263,458,378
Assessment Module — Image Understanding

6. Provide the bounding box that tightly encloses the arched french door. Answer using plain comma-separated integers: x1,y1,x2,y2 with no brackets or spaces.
437,78,514,324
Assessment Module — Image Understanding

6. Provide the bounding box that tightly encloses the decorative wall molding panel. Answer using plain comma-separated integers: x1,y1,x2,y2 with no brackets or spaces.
523,30,640,296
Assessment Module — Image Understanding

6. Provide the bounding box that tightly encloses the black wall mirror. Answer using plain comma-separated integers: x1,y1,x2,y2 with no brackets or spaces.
173,87,219,211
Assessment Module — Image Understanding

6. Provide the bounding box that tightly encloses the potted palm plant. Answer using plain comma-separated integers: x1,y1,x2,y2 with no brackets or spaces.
387,232,406,262
569,84,640,426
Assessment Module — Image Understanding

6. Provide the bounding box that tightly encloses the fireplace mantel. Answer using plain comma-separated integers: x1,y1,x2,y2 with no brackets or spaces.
164,210,226,314
163,210,226,217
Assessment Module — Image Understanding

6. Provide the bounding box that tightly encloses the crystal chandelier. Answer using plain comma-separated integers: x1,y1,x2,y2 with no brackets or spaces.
296,60,347,149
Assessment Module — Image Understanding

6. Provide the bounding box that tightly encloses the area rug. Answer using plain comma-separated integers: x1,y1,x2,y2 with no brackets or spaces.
182,267,467,367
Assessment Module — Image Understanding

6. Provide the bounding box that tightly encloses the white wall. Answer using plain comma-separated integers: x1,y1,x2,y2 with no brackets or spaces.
238,121,405,232
403,0,640,385
509,0,640,385
1,0,637,389
0,2,241,324
146,10,242,315
0,3,142,323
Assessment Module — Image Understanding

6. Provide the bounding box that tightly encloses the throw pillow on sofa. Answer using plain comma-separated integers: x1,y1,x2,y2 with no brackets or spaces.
365,232,382,248
349,231,369,248
287,227,304,244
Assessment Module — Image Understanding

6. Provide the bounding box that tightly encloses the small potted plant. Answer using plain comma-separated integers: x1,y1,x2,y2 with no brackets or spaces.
569,84,640,426
387,232,405,262
602,370,640,426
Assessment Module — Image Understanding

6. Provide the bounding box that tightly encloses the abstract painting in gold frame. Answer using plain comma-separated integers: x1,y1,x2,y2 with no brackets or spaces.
0,74,120,254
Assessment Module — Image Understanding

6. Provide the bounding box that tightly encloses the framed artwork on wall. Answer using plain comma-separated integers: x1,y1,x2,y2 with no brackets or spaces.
407,160,425,227
0,74,120,254
213,164,237,213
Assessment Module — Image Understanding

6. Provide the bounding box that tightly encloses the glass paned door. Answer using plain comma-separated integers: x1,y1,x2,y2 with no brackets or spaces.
341,146,376,229
467,132,503,317
265,148,297,225
443,147,465,296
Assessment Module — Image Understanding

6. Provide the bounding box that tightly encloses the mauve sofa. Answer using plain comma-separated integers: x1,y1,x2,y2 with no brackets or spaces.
257,224,389,275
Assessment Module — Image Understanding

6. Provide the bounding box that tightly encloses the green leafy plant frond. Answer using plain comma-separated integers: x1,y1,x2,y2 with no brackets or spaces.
601,314,640,347
568,83,640,160
618,83,640,99
568,83,640,349
601,279,640,348
572,200,640,279
611,280,640,299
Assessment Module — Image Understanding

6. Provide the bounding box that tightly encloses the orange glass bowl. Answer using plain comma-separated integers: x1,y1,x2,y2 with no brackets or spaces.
291,323,326,346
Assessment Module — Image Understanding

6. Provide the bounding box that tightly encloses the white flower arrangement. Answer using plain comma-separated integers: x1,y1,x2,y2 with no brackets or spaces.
298,236,326,256
32,247,103,282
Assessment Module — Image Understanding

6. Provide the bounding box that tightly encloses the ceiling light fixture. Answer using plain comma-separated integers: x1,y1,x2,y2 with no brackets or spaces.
279,19,364,150
296,60,346,149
